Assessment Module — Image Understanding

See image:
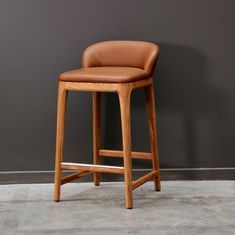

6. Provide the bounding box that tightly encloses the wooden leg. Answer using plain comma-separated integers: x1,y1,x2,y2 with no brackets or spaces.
92,92,101,186
145,84,161,191
118,84,133,209
54,82,68,201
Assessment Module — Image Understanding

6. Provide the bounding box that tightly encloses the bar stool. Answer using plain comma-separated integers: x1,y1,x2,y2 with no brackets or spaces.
54,40,161,209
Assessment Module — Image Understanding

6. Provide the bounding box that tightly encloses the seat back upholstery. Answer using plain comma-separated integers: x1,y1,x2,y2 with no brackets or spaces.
82,41,159,76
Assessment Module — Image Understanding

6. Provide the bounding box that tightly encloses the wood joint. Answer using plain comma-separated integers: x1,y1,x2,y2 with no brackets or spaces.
132,170,157,190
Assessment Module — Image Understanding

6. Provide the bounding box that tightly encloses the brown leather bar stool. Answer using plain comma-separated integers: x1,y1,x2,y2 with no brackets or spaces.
54,41,161,209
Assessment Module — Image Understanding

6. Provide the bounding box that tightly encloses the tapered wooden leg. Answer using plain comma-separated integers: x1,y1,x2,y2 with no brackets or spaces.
118,84,133,209
145,84,161,191
54,82,68,201
92,92,102,186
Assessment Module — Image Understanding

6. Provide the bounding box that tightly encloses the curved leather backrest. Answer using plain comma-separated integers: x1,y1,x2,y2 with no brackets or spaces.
82,41,159,76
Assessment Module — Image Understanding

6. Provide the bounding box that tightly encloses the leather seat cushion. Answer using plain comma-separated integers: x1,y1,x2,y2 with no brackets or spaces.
59,67,148,83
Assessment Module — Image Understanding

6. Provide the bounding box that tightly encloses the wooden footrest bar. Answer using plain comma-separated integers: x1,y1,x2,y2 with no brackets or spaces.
132,170,157,190
61,171,92,185
61,162,124,174
99,149,152,160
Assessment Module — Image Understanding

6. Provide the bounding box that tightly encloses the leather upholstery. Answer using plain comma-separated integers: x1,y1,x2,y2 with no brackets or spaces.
60,67,148,83
59,41,159,83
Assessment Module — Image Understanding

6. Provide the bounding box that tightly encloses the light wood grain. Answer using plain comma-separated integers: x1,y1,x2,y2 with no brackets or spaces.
93,92,101,186
61,163,124,174
54,82,68,202
54,76,161,208
64,78,153,93
65,81,119,92
145,84,161,191
118,84,133,209
99,149,152,160
61,171,91,185
132,77,153,89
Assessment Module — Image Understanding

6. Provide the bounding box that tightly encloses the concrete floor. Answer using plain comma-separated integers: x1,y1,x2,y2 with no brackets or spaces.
0,181,235,235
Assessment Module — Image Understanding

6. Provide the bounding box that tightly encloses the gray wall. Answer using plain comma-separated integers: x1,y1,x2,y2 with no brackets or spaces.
0,0,234,171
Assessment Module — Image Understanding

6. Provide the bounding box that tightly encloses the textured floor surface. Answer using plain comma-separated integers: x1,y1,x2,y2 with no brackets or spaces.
0,181,235,235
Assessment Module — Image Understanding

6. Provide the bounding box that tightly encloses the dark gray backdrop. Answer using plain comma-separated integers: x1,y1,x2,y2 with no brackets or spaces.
0,0,234,171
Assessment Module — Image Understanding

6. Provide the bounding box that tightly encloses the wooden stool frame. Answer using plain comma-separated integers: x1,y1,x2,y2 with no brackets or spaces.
54,77,161,209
